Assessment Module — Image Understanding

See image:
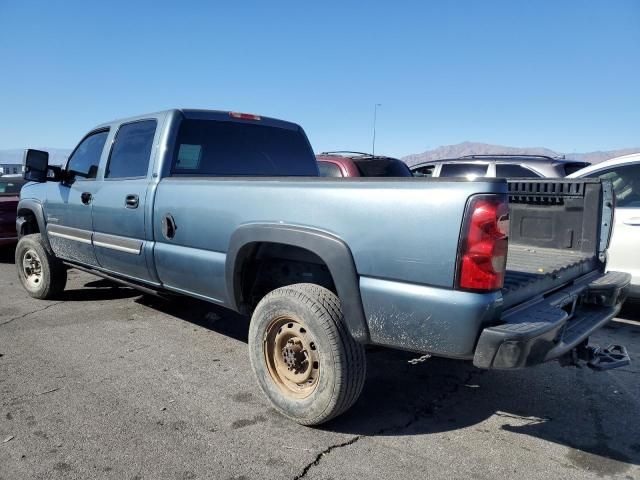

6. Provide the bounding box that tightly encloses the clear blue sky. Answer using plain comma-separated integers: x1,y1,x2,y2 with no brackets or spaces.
1,0,638,157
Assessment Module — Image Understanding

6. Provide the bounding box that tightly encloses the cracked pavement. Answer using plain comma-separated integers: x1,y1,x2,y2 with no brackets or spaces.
0,248,639,480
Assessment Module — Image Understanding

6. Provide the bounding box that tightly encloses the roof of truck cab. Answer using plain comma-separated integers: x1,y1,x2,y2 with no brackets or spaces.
93,109,302,131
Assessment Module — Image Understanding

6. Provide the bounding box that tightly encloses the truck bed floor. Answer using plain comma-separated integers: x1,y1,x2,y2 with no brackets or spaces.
502,245,594,304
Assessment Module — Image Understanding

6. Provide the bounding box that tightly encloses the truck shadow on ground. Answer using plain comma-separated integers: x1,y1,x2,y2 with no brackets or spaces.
324,318,640,476
130,286,640,475
59,279,142,301
58,275,640,476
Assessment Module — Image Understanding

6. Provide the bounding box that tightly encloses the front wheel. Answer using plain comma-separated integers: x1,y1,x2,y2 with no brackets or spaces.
15,234,67,299
248,283,366,425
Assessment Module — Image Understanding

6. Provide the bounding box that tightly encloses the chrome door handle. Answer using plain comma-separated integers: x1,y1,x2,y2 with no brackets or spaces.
623,217,640,226
125,194,139,209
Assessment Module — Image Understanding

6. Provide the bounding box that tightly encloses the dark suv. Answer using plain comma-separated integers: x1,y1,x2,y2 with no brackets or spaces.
0,175,25,246
317,151,412,177
411,155,590,179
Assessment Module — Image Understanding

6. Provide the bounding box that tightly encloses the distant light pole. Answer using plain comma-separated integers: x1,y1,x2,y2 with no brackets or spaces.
372,103,381,157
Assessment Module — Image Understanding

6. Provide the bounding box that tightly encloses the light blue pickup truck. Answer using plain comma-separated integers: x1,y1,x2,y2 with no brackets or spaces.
16,109,630,425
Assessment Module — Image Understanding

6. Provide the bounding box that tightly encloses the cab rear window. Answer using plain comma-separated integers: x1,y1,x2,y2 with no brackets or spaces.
353,158,412,177
171,119,318,176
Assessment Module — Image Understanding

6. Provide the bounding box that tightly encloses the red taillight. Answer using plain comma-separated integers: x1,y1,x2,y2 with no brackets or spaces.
229,111,261,121
457,195,509,291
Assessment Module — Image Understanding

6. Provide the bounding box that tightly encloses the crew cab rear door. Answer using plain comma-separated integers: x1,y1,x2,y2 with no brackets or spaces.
91,119,160,284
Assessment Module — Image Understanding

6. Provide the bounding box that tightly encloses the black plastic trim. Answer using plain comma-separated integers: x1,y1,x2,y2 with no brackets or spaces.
16,199,51,251
226,223,370,343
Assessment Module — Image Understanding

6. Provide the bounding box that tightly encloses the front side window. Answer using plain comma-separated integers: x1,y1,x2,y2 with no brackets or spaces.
171,119,317,176
439,163,488,179
587,163,640,208
495,164,541,178
66,130,109,179
106,120,157,179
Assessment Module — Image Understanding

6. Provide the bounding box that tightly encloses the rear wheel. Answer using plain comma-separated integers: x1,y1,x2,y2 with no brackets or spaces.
15,234,67,299
248,283,366,425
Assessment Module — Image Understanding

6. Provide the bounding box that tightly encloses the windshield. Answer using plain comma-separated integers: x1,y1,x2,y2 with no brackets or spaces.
563,162,591,176
353,158,412,177
0,178,25,196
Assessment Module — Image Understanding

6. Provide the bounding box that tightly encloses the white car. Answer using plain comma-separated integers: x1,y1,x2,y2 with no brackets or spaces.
568,153,640,299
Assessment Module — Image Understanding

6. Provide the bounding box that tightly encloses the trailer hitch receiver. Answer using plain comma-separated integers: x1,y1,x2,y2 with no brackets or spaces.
560,342,630,371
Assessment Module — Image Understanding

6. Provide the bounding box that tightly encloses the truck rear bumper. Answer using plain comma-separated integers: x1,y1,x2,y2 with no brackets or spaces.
473,271,631,369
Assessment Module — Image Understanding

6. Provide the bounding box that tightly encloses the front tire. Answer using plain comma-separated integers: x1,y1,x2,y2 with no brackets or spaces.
248,283,366,425
15,234,67,299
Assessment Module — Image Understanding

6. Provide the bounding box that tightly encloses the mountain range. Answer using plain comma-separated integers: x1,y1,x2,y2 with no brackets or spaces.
402,142,640,167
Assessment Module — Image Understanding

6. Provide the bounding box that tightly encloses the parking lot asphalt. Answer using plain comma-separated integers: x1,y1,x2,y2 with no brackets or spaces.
0,246,639,480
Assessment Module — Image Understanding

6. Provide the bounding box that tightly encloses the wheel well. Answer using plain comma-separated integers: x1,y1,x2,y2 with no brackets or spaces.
234,242,336,313
17,208,40,235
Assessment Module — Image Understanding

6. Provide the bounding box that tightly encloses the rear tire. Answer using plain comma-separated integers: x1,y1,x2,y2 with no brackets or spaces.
248,283,366,425
15,234,67,299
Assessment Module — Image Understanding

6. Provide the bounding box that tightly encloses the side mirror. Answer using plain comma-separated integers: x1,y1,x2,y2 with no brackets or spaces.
23,149,49,183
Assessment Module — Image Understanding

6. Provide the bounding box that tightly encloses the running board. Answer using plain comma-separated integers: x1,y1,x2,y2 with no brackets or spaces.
63,261,166,298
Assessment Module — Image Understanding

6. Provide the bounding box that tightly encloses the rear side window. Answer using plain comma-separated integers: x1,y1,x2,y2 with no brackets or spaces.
318,161,344,177
495,164,541,178
171,119,317,176
353,158,412,177
412,164,435,177
106,120,156,179
66,130,109,179
439,163,488,178
587,163,640,208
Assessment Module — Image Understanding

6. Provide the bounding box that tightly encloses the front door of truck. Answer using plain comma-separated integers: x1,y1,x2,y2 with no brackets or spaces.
91,119,158,284
45,129,110,267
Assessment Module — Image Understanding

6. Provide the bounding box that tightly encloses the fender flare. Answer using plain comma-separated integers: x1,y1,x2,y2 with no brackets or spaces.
226,223,370,343
16,199,52,250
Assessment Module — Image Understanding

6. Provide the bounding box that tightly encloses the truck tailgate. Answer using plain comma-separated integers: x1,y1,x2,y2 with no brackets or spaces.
501,179,611,309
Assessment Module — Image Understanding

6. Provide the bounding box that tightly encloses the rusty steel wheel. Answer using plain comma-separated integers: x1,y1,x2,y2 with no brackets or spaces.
15,234,67,299
248,284,366,425
264,316,320,399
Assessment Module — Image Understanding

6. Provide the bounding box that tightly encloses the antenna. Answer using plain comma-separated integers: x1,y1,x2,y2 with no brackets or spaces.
372,103,381,157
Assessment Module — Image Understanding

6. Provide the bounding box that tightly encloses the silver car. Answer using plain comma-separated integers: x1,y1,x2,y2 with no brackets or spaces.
411,155,590,179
